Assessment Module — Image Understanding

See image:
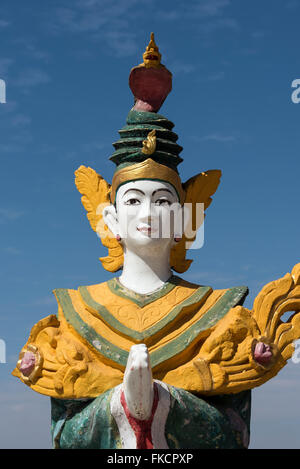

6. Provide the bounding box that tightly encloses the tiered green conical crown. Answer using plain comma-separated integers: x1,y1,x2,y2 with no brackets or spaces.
109,110,183,172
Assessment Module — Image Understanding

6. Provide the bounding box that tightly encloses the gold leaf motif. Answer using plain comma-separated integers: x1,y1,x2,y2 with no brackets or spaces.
74,165,123,272
170,170,222,273
142,129,156,155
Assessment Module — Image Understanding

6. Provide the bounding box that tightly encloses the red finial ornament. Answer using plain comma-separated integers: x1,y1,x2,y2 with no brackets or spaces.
129,32,172,113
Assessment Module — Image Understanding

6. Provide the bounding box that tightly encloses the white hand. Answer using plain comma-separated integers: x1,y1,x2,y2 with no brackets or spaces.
123,344,154,420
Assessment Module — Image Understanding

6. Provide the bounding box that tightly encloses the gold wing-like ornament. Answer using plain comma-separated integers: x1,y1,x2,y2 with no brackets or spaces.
170,169,222,273
194,263,300,394
74,165,123,272
12,312,123,398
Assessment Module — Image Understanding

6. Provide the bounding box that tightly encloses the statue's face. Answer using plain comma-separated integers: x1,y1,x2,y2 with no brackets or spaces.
104,180,183,252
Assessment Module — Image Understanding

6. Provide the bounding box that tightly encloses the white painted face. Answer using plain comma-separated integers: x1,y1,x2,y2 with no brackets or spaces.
103,179,184,251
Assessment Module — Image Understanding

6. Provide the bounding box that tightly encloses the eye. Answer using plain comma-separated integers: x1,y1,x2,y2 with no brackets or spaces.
124,198,140,205
155,198,171,206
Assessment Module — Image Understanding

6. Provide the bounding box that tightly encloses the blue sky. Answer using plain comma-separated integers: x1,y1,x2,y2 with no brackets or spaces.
0,0,299,449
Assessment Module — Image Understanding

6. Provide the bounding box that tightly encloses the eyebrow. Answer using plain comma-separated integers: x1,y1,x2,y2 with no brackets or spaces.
152,188,174,196
123,188,145,197
122,188,174,197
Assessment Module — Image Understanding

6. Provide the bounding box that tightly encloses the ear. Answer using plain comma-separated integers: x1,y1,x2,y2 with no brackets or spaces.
102,204,119,237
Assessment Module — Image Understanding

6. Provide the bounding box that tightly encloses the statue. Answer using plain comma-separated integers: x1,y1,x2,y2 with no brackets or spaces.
12,33,300,450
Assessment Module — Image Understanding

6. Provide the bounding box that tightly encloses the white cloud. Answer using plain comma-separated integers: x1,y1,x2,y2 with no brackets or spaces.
53,1,137,33
0,58,14,77
54,6,106,33
0,208,25,223
286,0,300,8
0,19,10,28
12,38,50,61
155,0,239,37
44,0,238,58
199,17,239,34
170,61,196,75
49,1,140,57
157,0,231,21
0,100,18,113
240,48,257,56
184,270,245,285
0,381,51,449
14,69,51,88
3,247,21,255
207,71,225,81
187,0,231,18
195,133,236,143
10,114,31,127
251,31,266,39
81,141,110,152
33,296,57,306
102,30,138,57
250,363,300,448
0,143,24,153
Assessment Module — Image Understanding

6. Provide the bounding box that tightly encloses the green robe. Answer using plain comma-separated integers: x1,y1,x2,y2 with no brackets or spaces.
51,386,251,449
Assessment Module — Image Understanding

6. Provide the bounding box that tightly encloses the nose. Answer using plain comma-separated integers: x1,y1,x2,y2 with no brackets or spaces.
138,199,154,224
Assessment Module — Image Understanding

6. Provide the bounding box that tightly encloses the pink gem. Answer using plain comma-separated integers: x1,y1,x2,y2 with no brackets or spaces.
254,342,273,365
20,351,36,377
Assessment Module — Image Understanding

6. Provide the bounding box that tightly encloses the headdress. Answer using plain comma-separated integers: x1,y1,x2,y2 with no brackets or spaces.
75,33,221,273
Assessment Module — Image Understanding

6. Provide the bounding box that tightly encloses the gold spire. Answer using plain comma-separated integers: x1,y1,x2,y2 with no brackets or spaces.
142,32,162,69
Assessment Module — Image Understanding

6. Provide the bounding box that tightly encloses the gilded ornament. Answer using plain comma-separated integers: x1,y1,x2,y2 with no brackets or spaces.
142,32,162,69
141,129,157,155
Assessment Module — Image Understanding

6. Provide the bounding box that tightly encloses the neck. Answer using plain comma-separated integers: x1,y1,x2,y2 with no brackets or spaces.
119,245,173,294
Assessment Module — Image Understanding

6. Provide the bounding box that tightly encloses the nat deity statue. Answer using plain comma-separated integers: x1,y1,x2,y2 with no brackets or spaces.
13,33,300,449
